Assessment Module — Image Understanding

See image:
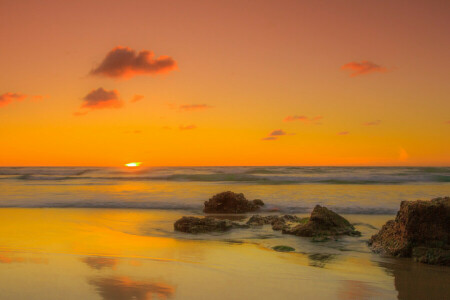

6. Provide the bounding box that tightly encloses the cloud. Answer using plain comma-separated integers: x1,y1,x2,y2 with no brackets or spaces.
179,104,212,111
364,120,381,126
75,88,123,116
341,61,387,77
262,129,288,141
179,124,196,130
130,94,144,103
0,92,27,107
338,131,349,135
82,88,123,109
270,129,286,136
284,115,323,123
90,46,177,79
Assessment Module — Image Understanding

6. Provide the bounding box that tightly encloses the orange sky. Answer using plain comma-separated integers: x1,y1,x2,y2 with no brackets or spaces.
1,0,449,166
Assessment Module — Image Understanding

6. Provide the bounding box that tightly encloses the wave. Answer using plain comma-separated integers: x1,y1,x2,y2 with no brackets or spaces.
0,201,398,214
0,167,449,184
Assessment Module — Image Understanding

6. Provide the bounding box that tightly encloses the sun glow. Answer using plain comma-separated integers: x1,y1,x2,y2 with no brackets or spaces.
125,162,142,167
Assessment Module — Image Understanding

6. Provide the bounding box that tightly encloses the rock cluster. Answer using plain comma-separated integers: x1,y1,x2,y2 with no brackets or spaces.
203,191,264,213
246,214,305,231
282,205,360,237
368,197,450,265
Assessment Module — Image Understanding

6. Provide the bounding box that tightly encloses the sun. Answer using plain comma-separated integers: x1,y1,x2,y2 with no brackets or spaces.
125,162,142,167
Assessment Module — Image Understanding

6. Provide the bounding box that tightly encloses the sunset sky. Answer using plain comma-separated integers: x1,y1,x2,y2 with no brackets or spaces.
1,0,449,166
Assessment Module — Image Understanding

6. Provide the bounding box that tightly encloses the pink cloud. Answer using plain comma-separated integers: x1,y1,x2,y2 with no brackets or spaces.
364,120,381,126
0,92,27,107
284,115,323,123
90,46,177,79
338,131,350,135
179,125,196,130
179,104,212,111
341,61,387,77
130,94,144,103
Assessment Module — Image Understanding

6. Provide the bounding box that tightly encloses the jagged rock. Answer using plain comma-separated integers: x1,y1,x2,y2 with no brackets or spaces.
174,216,233,233
203,191,264,213
368,197,450,265
282,205,360,237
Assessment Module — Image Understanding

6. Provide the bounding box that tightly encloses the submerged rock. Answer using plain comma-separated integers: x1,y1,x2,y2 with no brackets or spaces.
272,245,295,252
282,205,360,237
204,191,264,213
368,197,450,266
174,216,233,233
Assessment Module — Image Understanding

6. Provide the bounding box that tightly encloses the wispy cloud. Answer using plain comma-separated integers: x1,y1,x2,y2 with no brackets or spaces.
262,136,278,141
338,131,349,135
130,94,144,103
341,61,387,77
179,104,212,111
364,120,381,126
0,92,27,107
90,46,177,79
262,129,289,141
179,125,196,130
269,129,286,136
284,115,323,124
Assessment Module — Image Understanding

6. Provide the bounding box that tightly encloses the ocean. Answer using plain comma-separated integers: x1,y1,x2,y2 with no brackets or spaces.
1,166,449,213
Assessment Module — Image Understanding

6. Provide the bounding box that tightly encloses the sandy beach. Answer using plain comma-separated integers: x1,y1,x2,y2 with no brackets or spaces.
0,207,449,300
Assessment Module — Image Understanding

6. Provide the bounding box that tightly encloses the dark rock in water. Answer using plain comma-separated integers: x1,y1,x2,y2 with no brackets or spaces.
174,216,233,233
204,191,264,213
282,205,360,237
272,245,295,252
412,247,450,265
246,214,303,231
368,197,450,266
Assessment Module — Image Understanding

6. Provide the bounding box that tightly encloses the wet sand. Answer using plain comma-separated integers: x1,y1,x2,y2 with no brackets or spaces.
0,208,449,299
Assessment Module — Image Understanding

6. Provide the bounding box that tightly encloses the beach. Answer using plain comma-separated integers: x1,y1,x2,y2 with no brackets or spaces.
0,167,449,299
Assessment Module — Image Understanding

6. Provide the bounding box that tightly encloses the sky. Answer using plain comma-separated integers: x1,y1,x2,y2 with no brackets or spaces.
1,0,449,166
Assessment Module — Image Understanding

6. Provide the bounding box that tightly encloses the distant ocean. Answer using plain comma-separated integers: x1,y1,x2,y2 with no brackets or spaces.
1,166,449,214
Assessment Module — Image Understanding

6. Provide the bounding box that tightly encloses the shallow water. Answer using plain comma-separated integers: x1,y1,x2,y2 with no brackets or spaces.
0,167,449,299
0,209,449,300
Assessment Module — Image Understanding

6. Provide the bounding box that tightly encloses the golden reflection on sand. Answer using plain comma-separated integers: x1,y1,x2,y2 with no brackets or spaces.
82,256,118,270
89,276,175,300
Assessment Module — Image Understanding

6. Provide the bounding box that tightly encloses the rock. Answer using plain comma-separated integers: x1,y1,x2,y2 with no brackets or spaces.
272,245,295,252
282,205,360,237
368,197,450,265
246,214,303,231
412,247,450,265
204,191,264,213
174,216,233,233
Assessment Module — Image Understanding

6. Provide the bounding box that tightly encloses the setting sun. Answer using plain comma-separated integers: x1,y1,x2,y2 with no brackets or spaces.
125,162,142,167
